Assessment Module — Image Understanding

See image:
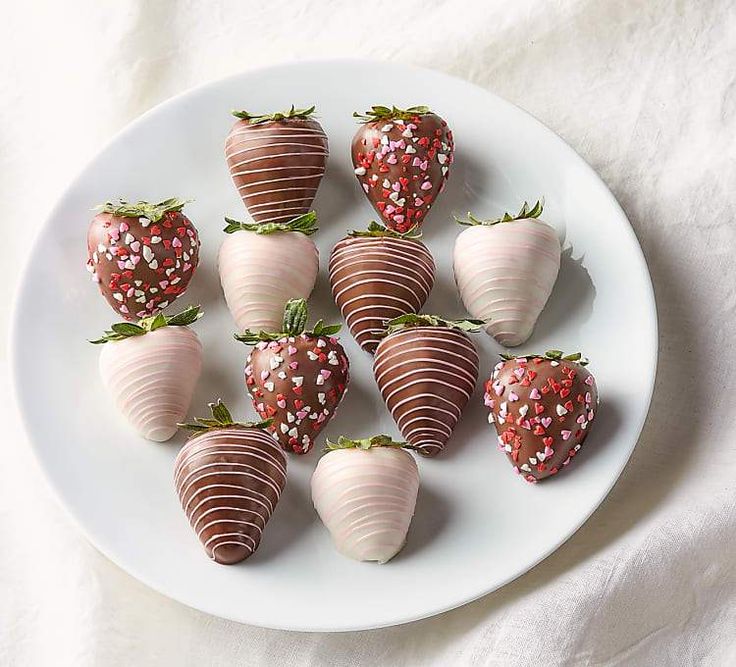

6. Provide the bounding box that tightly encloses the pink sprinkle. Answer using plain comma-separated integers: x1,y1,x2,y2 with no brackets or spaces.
320,369,331,378
513,368,525,379
172,237,182,248
260,370,269,380
384,204,396,214
386,154,397,165
119,222,129,233
420,181,432,191
363,184,369,193
577,414,586,424
530,388,541,400
391,182,401,192
493,383,504,396
541,417,552,428
585,376,594,386
288,361,299,370
277,399,286,409
393,215,405,224
288,345,297,356
117,261,126,270
508,392,519,402
296,410,307,419
412,157,422,167
414,198,424,206
585,392,592,403
544,446,554,457
183,263,192,272
130,241,141,253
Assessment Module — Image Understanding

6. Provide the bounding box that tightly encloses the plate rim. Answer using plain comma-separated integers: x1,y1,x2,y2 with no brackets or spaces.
10,57,658,632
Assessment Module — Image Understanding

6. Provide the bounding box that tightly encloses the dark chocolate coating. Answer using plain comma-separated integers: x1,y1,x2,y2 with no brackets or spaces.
86,211,199,320
174,427,287,564
351,112,453,232
225,117,328,224
245,334,350,454
329,236,435,353
373,326,479,457
484,357,599,482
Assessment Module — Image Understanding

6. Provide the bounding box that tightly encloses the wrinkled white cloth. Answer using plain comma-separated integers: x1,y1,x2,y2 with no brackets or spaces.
1,1,735,665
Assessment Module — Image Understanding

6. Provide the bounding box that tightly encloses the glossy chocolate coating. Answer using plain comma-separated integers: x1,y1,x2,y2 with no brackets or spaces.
245,334,350,454
174,427,287,564
485,357,599,482
329,235,435,353
225,118,328,224
86,211,199,320
351,112,453,232
373,326,479,457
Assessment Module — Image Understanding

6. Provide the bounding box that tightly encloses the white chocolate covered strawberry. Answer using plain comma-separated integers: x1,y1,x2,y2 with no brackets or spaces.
218,212,319,332
91,305,203,441
311,435,419,563
453,201,560,347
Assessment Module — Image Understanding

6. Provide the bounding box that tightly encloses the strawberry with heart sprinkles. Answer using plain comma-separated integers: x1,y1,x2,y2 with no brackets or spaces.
484,350,599,482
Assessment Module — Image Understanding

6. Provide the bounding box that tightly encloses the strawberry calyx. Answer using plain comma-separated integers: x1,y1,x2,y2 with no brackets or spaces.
89,305,203,344
178,399,273,434
96,198,191,223
347,220,422,240
500,349,590,366
231,105,316,124
385,313,485,336
353,105,431,122
223,211,318,236
234,298,341,345
324,434,416,452
455,200,544,227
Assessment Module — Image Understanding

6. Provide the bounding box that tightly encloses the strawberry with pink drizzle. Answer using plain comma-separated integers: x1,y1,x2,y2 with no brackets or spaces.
91,305,203,442
352,105,454,232
86,198,200,320
453,201,560,347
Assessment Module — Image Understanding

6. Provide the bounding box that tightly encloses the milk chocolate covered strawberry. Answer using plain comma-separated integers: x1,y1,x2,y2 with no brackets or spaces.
176,400,287,564
352,105,454,232
484,350,599,482
225,105,328,223
373,314,482,457
236,299,350,455
329,221,435,353
86,198,200,320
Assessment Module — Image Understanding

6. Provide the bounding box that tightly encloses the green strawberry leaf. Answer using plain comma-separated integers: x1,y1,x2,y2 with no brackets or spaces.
234,299,340,345
96,198,191,223
384,313,486,336
347,220,423,240
232,105,316,124
353,105,431,122
178,399,273,434
89,305,203,344
455,199,544,227
223,211,318,236
324,434,416,451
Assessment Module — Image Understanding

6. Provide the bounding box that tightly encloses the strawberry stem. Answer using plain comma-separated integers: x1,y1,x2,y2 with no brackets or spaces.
499,350,590,366
353,105,431,122
232,105,316,124
96,198,191,223
385,313,485,336
89,305,203,344
347,220,422,240
455,200,544,227
223,211,318,236
178,399,273,434
324,435,416,452
234,299,341,345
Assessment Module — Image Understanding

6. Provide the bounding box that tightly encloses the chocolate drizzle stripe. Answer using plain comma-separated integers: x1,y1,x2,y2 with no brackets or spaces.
329,238,435,353
226,118,328,224
174,428,287,563
373,327,479,456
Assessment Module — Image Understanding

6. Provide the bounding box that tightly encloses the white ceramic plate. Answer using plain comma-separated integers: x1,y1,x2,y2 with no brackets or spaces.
11,59,657,632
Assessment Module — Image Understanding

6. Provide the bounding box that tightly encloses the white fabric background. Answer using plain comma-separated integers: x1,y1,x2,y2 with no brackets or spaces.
1,1,735,665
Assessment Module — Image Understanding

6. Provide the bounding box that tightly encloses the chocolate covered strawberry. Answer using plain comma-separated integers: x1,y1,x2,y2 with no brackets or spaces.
176,400,287,564
225,105,328,223
352,105,454,232
373,314,482,457
454,201,560,347
484,350,599,482
219,212,320,332
236,299,350,455
329,221,435,353
86,198,200,320
312,435,419,563
90,305,203,442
